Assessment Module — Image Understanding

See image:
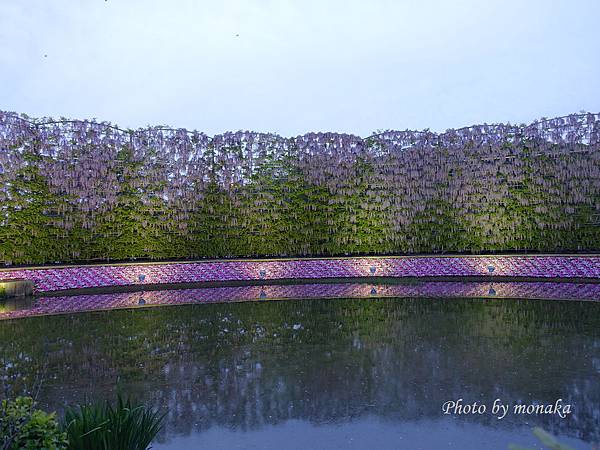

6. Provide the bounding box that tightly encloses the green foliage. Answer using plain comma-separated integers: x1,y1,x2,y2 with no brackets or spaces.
0,396,68,450
1,137,599,264
0,148,64,264
62,394,165,450
508,427,578,450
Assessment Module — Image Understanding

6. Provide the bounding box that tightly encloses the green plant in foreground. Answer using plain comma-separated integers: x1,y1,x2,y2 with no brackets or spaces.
509,427,578,450
62,395,165,450
0,396,68,450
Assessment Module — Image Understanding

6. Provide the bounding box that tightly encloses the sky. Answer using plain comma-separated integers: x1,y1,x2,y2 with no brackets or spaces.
0,0,599,137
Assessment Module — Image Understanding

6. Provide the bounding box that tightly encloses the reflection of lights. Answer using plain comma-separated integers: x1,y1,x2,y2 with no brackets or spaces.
487,265,495,274
5,281,600,320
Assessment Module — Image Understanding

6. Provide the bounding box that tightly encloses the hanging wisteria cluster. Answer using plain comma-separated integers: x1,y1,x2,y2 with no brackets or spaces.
1,110,599,264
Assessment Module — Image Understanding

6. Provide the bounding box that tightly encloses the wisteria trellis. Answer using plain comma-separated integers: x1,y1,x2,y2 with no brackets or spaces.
1,111,599,264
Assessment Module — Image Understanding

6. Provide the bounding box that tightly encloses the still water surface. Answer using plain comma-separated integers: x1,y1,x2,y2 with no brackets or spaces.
0,294,599,449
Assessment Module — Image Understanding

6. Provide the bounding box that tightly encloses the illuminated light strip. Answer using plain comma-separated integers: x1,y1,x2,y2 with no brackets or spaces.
1,256,600,293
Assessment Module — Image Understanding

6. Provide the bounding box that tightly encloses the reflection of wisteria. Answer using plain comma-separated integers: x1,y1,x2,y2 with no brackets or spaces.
1,255,599,292
1,111,600,264
0,297,599,444
1,280,600,320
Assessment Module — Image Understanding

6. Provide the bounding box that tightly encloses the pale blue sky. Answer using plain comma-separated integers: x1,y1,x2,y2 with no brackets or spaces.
1,0,598,136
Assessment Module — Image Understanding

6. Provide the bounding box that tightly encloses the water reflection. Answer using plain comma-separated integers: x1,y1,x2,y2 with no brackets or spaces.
1,280,599,319
0,289,599,449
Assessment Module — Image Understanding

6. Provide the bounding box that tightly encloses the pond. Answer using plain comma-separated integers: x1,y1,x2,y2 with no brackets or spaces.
1,288,599,449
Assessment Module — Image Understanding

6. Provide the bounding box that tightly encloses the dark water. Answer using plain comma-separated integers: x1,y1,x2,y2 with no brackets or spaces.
1,294,599,449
